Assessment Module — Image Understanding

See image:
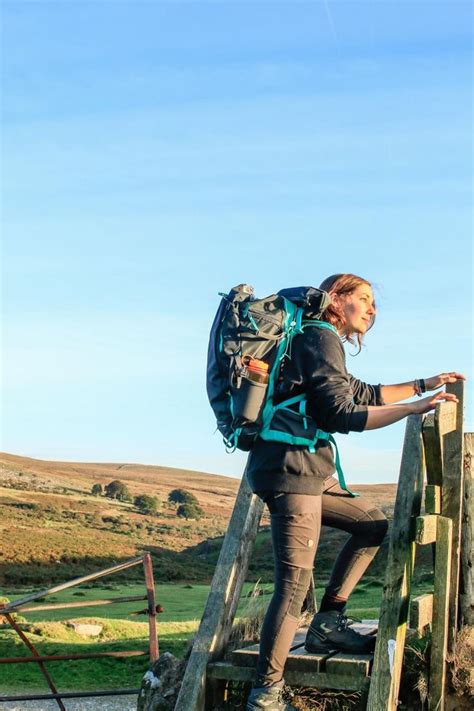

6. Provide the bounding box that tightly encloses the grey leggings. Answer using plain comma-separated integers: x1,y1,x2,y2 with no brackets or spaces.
256,477,388,686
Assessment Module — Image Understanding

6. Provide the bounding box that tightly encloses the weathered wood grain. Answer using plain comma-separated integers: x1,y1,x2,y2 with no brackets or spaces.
425,484,441,514
367,415,424,711
325,652,373,677
410,594,433,634
436,401,457,436
460,433,473,626
206,661,371,691
174,471,264,711
429,515,453,711
441,381,464,652
423,413,443,486
415,515,438,545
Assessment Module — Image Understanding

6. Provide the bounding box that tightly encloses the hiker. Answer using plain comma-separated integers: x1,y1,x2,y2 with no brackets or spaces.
245,273,465,711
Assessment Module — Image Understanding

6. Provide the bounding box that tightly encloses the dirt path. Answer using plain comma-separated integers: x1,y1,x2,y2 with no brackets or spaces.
0,691,138,711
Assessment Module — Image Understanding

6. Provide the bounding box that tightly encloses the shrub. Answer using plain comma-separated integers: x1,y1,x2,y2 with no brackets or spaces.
176,503,204,520
91,483,103,496
105,480,131,501
168,489,199,506
134,495,159,515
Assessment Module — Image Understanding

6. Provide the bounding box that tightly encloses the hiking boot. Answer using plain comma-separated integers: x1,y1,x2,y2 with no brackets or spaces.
304,610,376,654
246,681,296,711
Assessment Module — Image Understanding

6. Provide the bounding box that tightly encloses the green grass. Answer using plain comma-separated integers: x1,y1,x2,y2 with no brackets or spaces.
0,617,197,690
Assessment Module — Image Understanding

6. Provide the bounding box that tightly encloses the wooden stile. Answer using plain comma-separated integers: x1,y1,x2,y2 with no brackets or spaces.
167,394,469,711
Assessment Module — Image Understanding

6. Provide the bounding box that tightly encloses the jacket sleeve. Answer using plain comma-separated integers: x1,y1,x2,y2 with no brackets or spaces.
300,329,370,434
348,375,385,406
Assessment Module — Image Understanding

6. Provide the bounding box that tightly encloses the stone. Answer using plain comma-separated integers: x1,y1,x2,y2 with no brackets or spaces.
66,621,103,636
137,652,186,711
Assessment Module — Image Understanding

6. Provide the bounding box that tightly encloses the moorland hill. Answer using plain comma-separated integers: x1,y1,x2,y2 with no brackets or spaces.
0,452,399,589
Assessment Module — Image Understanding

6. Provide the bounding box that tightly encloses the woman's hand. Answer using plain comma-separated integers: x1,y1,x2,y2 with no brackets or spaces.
410,390,459,415
424,372,466,391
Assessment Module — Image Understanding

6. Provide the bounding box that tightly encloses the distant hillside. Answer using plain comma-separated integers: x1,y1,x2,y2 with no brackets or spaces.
0,452,402,589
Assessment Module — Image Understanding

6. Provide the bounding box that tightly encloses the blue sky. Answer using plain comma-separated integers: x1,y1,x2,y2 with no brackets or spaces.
2,1,472,483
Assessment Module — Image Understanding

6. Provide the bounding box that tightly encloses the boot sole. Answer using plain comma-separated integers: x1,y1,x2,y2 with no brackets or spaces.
305,636,376,655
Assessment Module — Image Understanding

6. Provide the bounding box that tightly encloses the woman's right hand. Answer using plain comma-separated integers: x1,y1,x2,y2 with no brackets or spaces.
410,390,459,415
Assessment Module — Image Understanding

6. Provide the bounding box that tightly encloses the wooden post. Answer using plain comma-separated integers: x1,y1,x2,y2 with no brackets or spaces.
367,415,424,711
441,381,464,651
429,515,453,711
460,433,473,626
174,471,264,711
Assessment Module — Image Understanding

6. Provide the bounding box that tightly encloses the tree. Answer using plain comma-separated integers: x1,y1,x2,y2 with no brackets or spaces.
91,483,103,496
134,494,159,515
177,503,204,520
105,480,131,501
168,489,198,506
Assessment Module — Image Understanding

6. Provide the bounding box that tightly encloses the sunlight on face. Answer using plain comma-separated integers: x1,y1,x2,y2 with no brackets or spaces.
338,284,375,336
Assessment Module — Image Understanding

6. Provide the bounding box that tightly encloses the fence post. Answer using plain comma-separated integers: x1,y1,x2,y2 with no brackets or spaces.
174,471,264,711
441,381,464,651
367,415,424,711
460,432,473,625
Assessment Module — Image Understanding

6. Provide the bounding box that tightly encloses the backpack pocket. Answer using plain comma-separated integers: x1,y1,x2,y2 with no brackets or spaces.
232,375,268,424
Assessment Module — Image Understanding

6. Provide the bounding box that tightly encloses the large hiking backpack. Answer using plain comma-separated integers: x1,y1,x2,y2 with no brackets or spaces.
206,284,355,494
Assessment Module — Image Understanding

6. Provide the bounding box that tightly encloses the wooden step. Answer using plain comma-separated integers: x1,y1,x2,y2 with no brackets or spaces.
229,623,378,681
207,660,371,692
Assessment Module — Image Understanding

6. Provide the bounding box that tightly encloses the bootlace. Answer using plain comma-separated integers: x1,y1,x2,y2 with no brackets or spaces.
335,612,362,632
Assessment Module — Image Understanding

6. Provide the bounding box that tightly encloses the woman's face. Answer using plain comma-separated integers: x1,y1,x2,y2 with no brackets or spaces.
332,284,375,336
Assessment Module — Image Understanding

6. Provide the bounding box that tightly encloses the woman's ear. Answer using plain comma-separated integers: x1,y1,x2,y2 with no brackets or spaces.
329,292,342,311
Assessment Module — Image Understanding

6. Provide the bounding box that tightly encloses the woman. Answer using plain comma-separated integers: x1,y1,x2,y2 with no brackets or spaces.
246,273,464,711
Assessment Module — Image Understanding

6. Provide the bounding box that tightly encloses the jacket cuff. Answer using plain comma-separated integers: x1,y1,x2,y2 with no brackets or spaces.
348,408,368,432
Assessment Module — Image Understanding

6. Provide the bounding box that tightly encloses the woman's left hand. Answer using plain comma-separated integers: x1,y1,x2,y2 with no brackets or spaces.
425,372,466,391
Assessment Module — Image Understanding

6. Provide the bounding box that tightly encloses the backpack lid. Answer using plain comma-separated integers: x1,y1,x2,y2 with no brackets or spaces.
277,286,331,318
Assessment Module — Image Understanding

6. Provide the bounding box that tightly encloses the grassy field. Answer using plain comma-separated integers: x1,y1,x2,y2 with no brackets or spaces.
0,575,435,692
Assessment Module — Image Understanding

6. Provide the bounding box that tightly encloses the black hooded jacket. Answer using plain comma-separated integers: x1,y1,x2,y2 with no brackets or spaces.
246,326,384,496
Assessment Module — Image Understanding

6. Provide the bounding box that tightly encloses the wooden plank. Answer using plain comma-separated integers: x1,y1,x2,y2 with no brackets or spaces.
367,415,425,711
415,515,438,545
325,652,373,677
207,660,371,692
425,485,441,514
441,381,464,653
436,401,457,436
423,414,443,486
174,472,264,711
286,648,335,673
410,594,433,633
460,433,473,626
429,515,453,711
232,643,333,672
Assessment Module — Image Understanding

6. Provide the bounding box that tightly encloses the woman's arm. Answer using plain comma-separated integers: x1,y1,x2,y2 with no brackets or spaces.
381,372,466,404
364,390,459,430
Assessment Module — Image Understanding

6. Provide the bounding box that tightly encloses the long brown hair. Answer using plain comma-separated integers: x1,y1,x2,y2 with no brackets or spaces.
319,273,376,351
